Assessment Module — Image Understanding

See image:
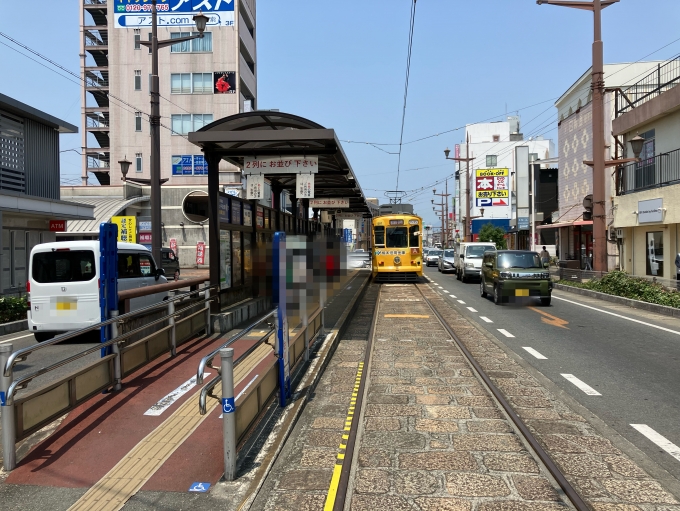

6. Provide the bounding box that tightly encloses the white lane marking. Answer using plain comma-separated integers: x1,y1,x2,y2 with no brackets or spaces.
497,329,515,338
630,424,680,462
479,316,493,323
144,373,210,416
522,347,547,360
457,300,466,304
448,293,457,298
467,307,478,313
437,285,443,288
553,295,680,336
0,333,34,345
561,374,601,396
220,374,259,418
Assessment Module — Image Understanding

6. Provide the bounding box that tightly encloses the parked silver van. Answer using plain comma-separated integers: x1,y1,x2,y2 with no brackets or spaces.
28,241,168,342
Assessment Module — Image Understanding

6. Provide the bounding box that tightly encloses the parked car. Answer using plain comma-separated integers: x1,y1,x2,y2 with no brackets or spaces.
454,241,497,282
28,241,168,342
480,250,552,306
425,249,442,267
437,249,456,273
161,247,180,281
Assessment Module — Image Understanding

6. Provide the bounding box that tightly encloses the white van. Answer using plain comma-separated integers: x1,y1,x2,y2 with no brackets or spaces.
28,241,168,342
454,241,497,282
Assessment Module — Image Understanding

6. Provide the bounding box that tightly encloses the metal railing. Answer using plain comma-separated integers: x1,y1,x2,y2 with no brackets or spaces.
616,55,680,116
616,147,680,195
0,282,215,471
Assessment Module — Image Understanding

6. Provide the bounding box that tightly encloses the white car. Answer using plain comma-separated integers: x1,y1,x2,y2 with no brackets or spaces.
28,241,168,342
425,250,442,267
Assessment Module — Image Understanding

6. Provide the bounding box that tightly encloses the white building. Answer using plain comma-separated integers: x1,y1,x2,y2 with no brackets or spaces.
455,117,554,240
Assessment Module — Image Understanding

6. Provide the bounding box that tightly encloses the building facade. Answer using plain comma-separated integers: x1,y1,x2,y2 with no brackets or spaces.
612,55,680,281
0,94,94,295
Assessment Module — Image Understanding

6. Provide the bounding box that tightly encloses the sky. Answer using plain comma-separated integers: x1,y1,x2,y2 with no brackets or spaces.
2,0,680,228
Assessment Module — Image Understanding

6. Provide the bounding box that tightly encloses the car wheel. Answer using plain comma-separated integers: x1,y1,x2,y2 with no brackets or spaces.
493,284,502,305
541,296,552,306
34,332,55,343
480,278,487,298
174,269,180,281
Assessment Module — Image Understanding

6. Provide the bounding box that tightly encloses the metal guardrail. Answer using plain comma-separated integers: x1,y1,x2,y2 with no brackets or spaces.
615,147,680,195
0,282,216,471
616,55,680,116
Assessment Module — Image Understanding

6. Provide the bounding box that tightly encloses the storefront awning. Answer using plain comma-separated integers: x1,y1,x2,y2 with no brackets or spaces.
536,220,592,230
59,195,148,235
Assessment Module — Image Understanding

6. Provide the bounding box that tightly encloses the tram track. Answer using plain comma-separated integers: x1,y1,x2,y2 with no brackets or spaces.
329,280,589,511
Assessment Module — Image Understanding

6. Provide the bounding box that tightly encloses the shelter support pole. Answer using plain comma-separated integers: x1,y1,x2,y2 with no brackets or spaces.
206,151,221,313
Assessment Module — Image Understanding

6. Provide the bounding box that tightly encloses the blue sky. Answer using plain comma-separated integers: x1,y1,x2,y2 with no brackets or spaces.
2,0,680,227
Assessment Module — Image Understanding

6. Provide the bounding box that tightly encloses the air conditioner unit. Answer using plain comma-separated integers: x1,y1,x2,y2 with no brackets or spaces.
616,228,625,239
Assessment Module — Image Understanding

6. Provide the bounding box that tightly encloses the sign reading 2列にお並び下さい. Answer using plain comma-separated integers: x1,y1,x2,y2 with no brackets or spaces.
114,0,235,28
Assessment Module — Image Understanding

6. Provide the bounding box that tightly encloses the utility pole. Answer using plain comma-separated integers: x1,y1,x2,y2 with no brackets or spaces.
537,0,617,271
433,186,450,247
445,134,475,242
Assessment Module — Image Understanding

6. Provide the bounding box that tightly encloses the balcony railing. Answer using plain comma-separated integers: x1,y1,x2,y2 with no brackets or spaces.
616,147,680,195
616,55,680,117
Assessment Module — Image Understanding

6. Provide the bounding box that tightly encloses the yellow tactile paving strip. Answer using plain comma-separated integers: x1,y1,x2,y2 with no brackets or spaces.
68,342,273,511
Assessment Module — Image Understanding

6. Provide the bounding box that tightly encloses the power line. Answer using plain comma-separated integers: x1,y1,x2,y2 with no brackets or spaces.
395,0,418,191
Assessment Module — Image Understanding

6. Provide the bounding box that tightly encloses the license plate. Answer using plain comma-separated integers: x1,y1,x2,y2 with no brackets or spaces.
515,289,529,297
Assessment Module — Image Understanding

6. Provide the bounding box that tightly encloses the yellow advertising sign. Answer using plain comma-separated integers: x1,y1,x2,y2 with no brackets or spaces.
476,168,509,177
475,189,510,199
110,216,137,243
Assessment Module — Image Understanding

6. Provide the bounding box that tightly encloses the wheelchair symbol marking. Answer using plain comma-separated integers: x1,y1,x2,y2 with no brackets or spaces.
222,397,235,414
189,482,211,492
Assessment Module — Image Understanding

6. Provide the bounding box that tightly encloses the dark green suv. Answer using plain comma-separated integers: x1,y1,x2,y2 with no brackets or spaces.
480,250,552,306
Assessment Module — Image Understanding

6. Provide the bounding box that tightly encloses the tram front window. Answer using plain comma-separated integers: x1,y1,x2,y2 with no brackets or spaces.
409,225,419,247
375,226,385,247
386,227,408,248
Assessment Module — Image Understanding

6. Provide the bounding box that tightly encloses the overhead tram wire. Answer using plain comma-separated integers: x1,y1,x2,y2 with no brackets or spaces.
395,0,418,191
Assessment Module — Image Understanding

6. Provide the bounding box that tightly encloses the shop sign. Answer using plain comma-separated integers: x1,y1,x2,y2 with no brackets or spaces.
114,0,235,28
243,203,253,227
231,199,242,225
196,241,206,265
309,198,350,208
49,220,65,232
218,195,230,223
518,217,530,230
169,238,178,254
247,174,264,199
638,198,663,224
243,156,318,174
296,173,314,198
256,206,264,228
111,216,136,243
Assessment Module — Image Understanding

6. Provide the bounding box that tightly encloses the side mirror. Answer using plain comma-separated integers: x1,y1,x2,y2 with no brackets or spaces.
485,262,493,268
156,268,166,280
543,262,550,269
460,254,464,259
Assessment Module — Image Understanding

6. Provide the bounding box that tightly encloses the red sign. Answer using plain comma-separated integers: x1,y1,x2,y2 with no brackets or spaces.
49,220,65,232
169,238,177,253
196,241,206,265
139,232,152,243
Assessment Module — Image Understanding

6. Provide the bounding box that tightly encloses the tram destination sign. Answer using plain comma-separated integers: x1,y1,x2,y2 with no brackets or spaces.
309,198,350,208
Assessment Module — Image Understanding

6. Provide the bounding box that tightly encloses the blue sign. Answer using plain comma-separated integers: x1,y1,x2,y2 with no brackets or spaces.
518,217,530,230
172,155,199,175
0,391,5,406
115,0,235,28
231,200,242,225
221,397,235,414
193,154,207,175
188,482,211,493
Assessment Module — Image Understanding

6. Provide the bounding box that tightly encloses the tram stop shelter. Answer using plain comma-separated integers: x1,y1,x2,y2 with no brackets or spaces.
188,111,374,311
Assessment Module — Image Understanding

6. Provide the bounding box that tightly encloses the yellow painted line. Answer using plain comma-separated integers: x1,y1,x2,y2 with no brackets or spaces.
383,314,430,318
69,343,272,511
324,362,364,511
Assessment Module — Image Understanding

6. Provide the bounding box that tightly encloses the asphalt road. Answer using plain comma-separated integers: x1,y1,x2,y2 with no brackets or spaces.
424,265,680,481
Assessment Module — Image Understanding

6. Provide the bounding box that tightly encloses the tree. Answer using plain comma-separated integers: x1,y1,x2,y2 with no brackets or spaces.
478,223,507,249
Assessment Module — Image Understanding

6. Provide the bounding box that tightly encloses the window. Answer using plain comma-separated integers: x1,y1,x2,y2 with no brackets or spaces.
139,253,156,276
135,153,142,173
386,227,408,248
118,254,141,279
171,73,211,94
32,251,96,283
646,232,663,277
409,225,419,248
170,32,212,53
497,252,541,269
135,112,142,132
171,114,213,135
134,29,140,50
134,70,141,91
374,225,385,247
492,135,500,142
486,155,497,167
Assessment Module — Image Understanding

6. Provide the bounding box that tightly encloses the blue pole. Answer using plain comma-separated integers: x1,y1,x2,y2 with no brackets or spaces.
272,231,290,406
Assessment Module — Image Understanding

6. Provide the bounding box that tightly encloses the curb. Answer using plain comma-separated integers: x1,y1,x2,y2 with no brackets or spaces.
553,283,680,318
0,320,28,337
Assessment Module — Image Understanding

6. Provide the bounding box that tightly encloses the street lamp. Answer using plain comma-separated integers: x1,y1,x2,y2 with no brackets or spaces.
139,1,208,265
118,157,131,182
537,0,619,272
629,134,645,159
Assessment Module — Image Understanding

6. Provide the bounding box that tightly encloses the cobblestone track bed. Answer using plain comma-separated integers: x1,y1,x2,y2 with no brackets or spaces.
419,282,680,511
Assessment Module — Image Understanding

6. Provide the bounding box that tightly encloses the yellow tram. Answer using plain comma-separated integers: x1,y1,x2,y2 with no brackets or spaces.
371,214,423,282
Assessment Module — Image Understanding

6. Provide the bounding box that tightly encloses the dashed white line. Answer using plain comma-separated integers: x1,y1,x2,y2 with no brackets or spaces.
561,374,601,396
448,293,457,298
144,373,210,416
467,307,478,313
457,300,466,304
479,316,493,323
522,347,547,360
630,424,680,462
0,333,34,345
497,329,515,338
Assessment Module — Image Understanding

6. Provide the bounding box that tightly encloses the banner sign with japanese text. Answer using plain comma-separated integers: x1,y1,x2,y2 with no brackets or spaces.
296,173,314,198
309,198,350,208
247,174,264,200
244,156,319,175
475,168,509,207
114,0,235,28
111,216,136,243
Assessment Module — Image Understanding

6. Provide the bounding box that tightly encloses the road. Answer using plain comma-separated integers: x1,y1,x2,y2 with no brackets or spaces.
424,265,680,481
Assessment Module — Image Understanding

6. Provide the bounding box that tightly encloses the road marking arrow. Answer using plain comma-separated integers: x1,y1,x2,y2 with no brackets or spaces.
528,307,569,329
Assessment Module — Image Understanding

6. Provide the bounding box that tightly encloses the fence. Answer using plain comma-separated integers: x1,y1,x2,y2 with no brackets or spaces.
616,147,680,195
616,55,680,116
